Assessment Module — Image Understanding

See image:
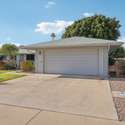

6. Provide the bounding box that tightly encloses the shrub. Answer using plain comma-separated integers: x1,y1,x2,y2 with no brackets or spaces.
0,61,6,70
4,62,16,70
20,61,34,72
109,57,115,66
109,47,125,66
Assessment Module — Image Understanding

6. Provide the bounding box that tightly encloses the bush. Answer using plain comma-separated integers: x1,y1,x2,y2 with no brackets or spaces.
109,47,125,66
109,57,115,66
20,61,34,72
0,61,6,70
4,62,16,70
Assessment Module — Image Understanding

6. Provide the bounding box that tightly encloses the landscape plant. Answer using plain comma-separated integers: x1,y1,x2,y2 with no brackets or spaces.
20,60,34,72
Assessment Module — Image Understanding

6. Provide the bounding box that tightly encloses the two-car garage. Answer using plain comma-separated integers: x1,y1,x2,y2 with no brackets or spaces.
45,48,99,76
25,37,122,78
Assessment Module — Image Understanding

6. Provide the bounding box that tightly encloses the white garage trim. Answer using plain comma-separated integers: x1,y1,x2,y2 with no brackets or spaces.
35,49,44,73
99,47,104,76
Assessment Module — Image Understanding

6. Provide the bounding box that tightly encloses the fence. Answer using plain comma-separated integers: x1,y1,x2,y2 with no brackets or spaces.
109,59,125,77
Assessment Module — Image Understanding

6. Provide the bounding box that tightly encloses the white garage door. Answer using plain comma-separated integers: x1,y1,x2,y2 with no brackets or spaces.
45,48,99,75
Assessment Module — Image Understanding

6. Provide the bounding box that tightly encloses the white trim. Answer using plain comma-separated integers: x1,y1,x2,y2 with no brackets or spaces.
35,49,44,73
43,49,45,73
108,44,110,52
99,48,104,76
35,51,38,72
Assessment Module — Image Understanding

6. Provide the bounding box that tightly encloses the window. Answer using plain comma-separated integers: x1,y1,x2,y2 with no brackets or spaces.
26,54,34,61
0,56,4,60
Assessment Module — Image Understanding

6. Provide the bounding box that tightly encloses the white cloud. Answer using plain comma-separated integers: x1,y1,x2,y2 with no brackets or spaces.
83,12,94,17
35,20,74,34
45,1,56,8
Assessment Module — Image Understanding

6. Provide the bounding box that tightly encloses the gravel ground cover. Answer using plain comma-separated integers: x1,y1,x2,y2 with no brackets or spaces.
110,78,125,121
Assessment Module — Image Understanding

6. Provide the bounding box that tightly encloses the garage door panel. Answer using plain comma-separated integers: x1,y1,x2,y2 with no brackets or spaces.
45,48,98,55
45,48,99,75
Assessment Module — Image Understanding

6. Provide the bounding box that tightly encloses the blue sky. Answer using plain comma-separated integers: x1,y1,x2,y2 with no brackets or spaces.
0,0,125,46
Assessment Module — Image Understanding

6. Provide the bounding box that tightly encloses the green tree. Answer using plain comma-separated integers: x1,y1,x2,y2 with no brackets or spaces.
109,47,125,65
1,43,18,57
1,44,18,69
62,15,121,40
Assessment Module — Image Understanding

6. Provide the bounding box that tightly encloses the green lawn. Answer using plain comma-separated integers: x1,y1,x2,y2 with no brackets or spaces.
0,70,13,74
0,70,25,83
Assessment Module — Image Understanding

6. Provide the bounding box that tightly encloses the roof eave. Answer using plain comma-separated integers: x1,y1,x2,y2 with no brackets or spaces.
109,42,123,48
22,42,123,50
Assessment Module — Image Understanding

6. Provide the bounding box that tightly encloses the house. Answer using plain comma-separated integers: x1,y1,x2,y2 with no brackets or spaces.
16,48,35,69
0,48,35,69
23,37,123,78
0,53,6,61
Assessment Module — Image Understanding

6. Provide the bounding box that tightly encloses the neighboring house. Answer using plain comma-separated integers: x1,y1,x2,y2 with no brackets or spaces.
0,48,35,68
16,48,35,69
22,37,123,78
0,53,6,61
0,53,10,62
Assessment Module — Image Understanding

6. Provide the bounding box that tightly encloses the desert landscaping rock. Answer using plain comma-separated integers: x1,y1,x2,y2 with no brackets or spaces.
110,78,125,92
113,98,125,121
110,79,125,121
112,91,125,98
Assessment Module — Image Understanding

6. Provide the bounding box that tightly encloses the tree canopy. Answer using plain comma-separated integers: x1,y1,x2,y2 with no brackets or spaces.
1,44,18,57
109,46,125,65
109,47,125,59
62,15,121,40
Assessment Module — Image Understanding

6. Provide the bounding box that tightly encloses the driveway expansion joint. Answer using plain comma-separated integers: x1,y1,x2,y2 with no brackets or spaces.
25,110,41,125
40,109,120,122
0,103,42,111
0,102,119,122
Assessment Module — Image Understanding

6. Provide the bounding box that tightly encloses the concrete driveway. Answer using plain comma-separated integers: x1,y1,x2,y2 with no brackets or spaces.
0,105,124,125
0,74,117,121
